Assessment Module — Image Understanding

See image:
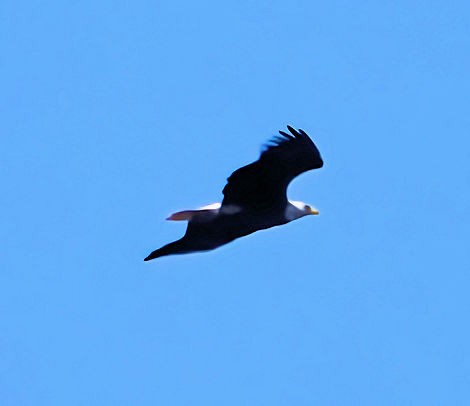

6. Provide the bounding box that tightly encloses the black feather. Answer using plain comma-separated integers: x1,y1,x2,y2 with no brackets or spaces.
222,126,323,210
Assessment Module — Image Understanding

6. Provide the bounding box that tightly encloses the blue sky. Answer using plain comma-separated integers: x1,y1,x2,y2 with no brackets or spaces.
2,0,469,404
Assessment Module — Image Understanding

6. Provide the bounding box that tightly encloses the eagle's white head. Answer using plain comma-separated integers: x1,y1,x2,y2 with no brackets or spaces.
285,200,319,221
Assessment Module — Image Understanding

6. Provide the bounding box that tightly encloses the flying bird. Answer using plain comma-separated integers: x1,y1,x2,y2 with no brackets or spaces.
144,125,323,261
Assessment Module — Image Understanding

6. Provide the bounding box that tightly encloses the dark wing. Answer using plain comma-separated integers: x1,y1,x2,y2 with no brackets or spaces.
221,126,323,211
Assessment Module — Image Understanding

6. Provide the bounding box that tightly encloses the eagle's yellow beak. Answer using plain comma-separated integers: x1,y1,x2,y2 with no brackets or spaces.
309,207,319,215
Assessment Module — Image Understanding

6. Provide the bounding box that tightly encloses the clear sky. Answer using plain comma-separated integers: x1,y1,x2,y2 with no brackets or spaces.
2,0,470,404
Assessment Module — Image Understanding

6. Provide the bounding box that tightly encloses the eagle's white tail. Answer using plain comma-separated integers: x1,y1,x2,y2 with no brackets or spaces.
166,203,222,221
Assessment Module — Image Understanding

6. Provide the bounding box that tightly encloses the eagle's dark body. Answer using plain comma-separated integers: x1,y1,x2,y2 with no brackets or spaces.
146,208,290,259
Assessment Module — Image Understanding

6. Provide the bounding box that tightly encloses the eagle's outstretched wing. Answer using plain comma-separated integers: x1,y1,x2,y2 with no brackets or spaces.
221,126,323,211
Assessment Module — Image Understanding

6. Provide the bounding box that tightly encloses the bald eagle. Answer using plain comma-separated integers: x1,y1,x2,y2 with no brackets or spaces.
144,125,323,261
